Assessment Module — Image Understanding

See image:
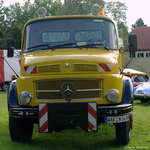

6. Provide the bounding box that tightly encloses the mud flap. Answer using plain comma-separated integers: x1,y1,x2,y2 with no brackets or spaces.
39,103,97,133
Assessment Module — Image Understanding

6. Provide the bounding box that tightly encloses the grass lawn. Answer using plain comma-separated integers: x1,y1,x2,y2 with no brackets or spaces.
0,91,150,150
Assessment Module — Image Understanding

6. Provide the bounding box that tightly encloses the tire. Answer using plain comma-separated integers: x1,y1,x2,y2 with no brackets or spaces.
9,117,33,142
140,98,148,103
1,82,9,91
115,121,130,145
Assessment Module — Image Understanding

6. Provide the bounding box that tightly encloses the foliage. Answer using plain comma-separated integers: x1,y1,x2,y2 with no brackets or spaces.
117,22,128,45
104,1,128,24
0,0,64,49
131,18,147,30
0,0,130,48
0,0,8,49
104,1,128,45
63,0,105,15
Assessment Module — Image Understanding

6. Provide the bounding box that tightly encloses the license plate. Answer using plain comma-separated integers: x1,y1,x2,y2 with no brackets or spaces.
104,115,129,123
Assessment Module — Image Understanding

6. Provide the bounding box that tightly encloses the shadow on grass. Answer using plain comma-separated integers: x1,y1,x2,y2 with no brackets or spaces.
27,137,122,150
134,99,150,107
4,125,131,150
19,126,125,150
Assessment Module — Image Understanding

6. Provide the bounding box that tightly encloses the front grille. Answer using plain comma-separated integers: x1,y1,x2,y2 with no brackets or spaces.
37,64,61,73
74,64,98,71
35,79,102,100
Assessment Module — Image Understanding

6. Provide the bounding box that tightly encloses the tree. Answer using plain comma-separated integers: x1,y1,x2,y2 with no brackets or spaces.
118,22,128,45
104,1,128,46
0,0,129,49
104,1,128,25
0,0,4,38
131,18,147,30
63,0,105,15
2,0,64,49
0,0,8,49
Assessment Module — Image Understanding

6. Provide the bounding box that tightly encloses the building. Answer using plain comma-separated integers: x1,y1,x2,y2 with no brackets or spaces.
123,27,150,76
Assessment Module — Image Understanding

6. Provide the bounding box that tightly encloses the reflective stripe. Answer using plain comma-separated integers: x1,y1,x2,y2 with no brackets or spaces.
88,103,97,132
24,66,36,74
39,104,48,133
98,63,113,71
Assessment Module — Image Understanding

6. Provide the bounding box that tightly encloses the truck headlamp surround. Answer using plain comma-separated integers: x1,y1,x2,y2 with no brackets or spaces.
19,91,31,105
105,89,119,102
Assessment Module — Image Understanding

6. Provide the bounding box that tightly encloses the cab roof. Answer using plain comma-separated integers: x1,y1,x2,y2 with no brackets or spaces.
24,15,115,27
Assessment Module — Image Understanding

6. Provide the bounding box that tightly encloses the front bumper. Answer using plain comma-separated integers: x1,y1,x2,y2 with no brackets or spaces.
9,107,38,119
9,102,133,132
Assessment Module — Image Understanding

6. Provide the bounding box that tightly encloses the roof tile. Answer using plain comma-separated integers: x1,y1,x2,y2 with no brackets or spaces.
129,27,150,50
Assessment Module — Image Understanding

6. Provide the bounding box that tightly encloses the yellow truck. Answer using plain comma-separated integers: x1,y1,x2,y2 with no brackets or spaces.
7,12,137,145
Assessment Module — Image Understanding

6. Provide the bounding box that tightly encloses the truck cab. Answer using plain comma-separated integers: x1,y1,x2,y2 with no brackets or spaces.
7,14,137,145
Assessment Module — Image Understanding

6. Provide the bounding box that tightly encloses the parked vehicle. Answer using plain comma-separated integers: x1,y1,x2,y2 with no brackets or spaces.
7,8,137,145
0,50,20,91
131,75,149,87
134,81,150,102
123,68,149,87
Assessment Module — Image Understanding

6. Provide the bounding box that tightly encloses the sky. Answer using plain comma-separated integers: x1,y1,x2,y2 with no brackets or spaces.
3,0,150,32
105,0,150,31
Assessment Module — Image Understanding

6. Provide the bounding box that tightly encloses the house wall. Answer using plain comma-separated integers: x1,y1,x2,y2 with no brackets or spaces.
123,50,150,76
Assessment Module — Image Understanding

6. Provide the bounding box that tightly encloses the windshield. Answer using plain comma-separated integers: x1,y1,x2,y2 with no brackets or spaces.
24,18,118,52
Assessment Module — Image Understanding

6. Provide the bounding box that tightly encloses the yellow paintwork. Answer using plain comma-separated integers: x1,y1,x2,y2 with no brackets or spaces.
20,48,120,75
17,48,124,106
23,15,115,29
17,74,124,106
17,15,124,106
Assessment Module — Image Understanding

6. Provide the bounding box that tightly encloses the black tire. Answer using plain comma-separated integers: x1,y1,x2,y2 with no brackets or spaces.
140,98,148,103
9,117,33,142
1,82,9,91
115,121,130,145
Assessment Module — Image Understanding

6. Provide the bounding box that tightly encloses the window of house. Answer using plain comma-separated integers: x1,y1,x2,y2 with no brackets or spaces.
138,53,144,58
129,53,136,58
146,53,150,57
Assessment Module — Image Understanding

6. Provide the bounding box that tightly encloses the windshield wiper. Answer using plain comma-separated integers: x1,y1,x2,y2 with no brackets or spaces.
27,44,54,50
80,43,109,50
52,43,82,49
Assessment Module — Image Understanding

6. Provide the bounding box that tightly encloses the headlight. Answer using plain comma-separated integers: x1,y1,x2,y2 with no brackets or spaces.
19,91,31,105
105,89,119,102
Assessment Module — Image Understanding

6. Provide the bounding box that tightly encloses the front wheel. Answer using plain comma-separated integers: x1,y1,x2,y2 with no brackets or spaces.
9,117,33,142
1,82,10,91
114,121,130,145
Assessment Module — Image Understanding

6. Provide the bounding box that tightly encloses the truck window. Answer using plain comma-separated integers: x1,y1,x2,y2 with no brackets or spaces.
75,30,102,42
42,31,70,42
24,18,118,52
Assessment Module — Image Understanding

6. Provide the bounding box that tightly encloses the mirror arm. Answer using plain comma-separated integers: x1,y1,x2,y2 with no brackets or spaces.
120,56,134,74
11,47,19,57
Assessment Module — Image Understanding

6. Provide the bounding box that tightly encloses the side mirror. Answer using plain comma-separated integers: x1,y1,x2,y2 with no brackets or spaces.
7,39,14,57
128,34,137,57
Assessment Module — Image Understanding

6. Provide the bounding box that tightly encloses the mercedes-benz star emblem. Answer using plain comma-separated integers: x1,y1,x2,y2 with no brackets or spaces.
60,82,76,97
65,63,70,68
